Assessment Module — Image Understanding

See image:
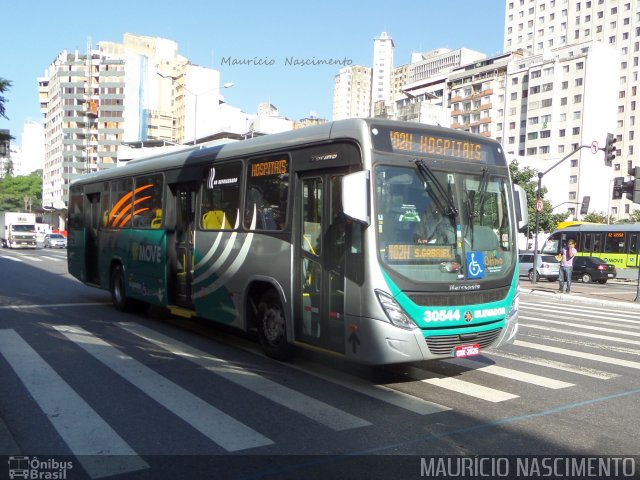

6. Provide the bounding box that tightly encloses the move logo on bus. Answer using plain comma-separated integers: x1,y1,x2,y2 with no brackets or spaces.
132,242,162,263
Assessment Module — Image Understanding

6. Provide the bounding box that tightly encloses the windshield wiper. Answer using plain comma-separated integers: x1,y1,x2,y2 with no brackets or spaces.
414,159,458,217
476,167,490,220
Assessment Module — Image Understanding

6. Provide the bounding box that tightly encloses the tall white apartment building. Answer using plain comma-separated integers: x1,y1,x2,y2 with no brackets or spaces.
18,121,45,176
371,32,395,115
503,0,638,219
332,65,372,120
38,33,228,215
503,42,618,216
38,47,126,210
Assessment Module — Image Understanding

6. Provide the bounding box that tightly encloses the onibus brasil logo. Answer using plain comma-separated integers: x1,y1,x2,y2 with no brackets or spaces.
8,456,73,479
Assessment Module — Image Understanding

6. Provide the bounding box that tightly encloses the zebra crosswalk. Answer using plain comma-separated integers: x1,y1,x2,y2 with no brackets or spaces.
0,251,65,262
0,296,639,477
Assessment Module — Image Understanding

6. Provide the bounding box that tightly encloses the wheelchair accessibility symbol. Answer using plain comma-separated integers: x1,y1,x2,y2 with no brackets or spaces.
466,251,485,279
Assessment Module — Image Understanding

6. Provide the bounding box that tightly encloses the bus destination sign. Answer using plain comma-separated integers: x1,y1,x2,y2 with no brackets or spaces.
389,130,482,161
251,158,288,177
371,125,505,165
387,244,455,262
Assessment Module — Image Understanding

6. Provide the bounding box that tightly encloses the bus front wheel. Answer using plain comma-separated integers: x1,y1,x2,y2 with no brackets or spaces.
257,290,293,361
110,265,130,312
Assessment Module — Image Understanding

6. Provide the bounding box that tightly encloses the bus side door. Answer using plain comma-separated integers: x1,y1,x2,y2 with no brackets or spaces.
172,184,197,308
297,174,346,353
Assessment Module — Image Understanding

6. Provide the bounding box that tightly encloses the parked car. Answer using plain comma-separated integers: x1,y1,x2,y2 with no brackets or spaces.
44,233,67,248
518,251,560,282
572,256,617,284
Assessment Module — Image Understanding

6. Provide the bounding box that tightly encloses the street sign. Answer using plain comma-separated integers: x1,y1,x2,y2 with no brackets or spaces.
591,140,599,154
536,198,544,212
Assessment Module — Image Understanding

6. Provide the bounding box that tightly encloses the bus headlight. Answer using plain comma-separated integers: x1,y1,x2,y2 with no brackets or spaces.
375,290,418,330
506,293,519,322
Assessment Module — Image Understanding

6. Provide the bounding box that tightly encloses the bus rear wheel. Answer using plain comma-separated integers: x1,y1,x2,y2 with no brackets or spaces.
257,290,293,361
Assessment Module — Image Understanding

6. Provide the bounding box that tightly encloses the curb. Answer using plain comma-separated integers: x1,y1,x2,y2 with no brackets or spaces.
519,286,640,311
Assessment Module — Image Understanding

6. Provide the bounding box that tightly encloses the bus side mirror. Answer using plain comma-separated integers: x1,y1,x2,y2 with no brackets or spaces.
513,184,529,233
342,170,370,225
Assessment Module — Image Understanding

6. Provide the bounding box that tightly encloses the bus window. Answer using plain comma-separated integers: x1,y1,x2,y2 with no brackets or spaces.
592,232,602,254
629,233,640,256
107,178,133,229
541,232,561,254
201,163,241,230
132,174,164,229
301,177,322,255
604,231,626,254
582,233,592,254
245,157,289,230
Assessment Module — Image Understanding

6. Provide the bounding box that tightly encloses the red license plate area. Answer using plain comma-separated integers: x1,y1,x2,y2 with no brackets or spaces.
452,343,480,358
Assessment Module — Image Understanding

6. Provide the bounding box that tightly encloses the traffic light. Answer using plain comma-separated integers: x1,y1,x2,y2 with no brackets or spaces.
630,166,640,204
614,167,640,203
612,177,624,199
604,133,617,166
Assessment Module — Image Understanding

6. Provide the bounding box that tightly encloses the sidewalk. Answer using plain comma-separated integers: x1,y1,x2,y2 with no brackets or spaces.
519,267,640,310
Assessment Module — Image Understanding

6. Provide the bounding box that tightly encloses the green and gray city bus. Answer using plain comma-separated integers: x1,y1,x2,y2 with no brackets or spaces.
68,118,527,365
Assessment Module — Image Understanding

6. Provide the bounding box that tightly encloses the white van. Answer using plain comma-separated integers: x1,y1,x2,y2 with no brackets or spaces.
518,251,560,282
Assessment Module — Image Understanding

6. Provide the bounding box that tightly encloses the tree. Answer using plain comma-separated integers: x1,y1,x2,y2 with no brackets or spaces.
0,171,43,212
0,78,14,143
509,160,568,233
582,212,607,224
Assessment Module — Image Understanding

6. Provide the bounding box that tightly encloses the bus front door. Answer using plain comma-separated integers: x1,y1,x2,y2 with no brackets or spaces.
173,186,196,308
85,193,101,285
298,174,346,354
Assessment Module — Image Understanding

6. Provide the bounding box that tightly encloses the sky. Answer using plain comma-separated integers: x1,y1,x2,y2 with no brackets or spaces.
1,0,506,144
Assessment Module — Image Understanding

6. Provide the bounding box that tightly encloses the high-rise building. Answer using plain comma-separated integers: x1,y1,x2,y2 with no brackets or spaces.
38,34,228,215
38,46,126,210
332,65,372,120
503,0,637,219
371,32,395,115
502,42,618,217
18,121,45,176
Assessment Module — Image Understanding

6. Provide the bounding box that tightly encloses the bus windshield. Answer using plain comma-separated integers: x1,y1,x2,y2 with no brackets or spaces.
375,164,515,283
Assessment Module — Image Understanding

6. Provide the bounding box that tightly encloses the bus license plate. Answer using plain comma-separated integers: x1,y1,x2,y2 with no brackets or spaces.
453,344,480,358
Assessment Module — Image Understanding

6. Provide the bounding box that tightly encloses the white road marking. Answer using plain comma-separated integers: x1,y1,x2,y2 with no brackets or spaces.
118,322,371,430
442,358,574,389
53,325,273,452
515,340,640,370
0,329,148,479
486,350,618,380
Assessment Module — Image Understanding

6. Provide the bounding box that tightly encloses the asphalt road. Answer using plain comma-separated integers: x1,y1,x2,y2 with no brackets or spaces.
0,248,638,479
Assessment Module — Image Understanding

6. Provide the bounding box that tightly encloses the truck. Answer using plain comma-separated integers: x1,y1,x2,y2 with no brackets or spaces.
0,212,38,249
